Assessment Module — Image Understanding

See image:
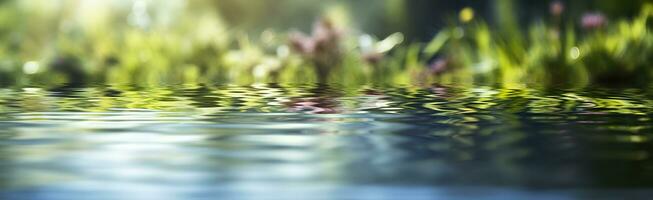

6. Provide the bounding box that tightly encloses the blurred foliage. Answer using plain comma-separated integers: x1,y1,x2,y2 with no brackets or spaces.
424,2,653,88
0,0,652,89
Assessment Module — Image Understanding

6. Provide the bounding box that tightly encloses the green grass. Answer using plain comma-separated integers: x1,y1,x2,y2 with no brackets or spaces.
0,1,652,89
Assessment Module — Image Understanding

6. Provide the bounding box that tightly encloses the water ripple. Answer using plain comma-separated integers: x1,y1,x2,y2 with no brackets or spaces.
0,84,653,197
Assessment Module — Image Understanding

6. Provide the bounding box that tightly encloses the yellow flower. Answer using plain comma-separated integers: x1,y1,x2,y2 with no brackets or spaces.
459,7,474,23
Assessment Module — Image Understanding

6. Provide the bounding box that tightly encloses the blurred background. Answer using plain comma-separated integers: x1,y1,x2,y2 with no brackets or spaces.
1,0,653,87
4,2,653,199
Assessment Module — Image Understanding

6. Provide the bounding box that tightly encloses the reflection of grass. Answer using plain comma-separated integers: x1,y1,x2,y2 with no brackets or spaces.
3,84,652,118
0,1,652,88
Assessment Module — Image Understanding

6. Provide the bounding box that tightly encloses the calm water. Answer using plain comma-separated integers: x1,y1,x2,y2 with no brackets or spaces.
0,83,652,199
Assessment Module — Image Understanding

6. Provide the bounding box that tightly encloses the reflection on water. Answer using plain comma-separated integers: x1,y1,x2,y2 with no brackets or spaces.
1,84,653,199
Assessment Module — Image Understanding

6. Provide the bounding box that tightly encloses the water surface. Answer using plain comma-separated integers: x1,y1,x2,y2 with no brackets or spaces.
1,84,652,199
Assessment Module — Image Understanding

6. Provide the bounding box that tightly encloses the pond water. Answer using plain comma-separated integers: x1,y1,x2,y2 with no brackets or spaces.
0,84,652,199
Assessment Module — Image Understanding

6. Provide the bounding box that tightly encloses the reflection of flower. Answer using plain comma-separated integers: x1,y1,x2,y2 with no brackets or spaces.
550,1,564,17
358,89,391,110
581,12,607,30
286,97,341,114
430,85,450,98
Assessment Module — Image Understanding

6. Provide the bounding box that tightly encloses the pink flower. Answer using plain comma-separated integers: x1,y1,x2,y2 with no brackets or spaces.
362,52,383,64
581,12,607,30
289,32,315,54
550,1,564,17
288,18,342,56
287,18,344,82
428,58,448,75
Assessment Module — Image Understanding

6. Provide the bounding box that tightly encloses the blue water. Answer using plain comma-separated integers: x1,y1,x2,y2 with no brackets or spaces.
0,84,652,199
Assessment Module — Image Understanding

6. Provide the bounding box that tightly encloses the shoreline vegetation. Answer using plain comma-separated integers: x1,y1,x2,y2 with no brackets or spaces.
0,1,652,89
